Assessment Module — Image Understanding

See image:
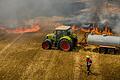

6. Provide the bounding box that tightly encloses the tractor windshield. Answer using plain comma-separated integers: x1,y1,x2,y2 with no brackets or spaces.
67,29,72,35
55,28,73,36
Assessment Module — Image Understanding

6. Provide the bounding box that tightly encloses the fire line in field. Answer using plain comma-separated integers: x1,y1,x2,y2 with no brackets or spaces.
6,23,40,33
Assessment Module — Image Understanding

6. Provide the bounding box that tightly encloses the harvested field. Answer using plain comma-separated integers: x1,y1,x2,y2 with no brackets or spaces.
0,29,119,80
0,0,120,80
0,31,74,80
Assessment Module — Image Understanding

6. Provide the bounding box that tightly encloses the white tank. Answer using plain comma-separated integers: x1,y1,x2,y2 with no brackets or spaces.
87,34,120,47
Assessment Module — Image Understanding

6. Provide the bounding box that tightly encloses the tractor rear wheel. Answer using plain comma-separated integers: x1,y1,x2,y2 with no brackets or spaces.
42,41,51,49
59,39,71,51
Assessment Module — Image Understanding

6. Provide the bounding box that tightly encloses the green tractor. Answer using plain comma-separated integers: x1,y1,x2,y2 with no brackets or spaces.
42,26,78,51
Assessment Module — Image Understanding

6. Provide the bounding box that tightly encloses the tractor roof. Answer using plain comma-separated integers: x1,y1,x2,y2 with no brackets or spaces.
55,26,71,30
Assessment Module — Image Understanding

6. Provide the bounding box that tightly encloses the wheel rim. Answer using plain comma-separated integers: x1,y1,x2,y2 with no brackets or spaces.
60,40,70,51
42,42,49,49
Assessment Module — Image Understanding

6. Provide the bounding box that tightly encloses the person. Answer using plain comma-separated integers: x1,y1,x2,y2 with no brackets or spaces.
86,56,92,75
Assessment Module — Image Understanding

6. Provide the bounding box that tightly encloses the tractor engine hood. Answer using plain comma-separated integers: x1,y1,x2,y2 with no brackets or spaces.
46,33,55,40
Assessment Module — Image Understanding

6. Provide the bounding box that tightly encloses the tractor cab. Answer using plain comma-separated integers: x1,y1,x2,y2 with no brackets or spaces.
54,26,72,39
42,26,77,51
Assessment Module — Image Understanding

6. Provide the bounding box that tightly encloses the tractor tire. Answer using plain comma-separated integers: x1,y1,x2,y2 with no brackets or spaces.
42,40,51,49
59,39,72,51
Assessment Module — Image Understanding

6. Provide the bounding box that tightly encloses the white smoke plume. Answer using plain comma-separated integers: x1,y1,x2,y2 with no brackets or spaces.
0,0,77,27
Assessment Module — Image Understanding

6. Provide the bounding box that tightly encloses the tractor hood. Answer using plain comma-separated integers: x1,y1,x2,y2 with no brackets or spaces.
46,33,55,41
47,33,54,37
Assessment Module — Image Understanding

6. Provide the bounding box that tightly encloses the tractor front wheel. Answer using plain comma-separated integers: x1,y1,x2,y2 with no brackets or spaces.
59,39,71,51
42,41,51,49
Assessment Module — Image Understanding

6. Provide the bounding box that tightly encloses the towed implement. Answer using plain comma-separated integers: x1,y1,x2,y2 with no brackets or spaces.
87,34,120,53
87,34,120,48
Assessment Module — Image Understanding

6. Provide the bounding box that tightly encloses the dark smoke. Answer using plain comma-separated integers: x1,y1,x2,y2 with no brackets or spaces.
78,0,120,34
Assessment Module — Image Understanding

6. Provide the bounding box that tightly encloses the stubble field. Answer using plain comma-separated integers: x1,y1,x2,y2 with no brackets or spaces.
0,26,119,80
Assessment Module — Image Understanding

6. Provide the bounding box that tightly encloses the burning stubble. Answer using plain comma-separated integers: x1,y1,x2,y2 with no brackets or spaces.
75,0,120,34
0,0,119,34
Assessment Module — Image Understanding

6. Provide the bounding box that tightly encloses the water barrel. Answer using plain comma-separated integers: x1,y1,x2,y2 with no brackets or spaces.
87,34,120,47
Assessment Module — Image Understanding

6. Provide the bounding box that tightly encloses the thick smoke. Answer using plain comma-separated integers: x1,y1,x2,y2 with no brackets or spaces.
82,0,120,34
68,0,105,23
0,0,119,33
0,0,77,20
112,14,120,34
0,0,77,27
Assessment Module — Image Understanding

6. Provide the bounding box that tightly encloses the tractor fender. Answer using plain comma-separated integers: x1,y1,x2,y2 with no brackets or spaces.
60,36,72,42
58,37,74,51
57,36,73,49
44,39,52,45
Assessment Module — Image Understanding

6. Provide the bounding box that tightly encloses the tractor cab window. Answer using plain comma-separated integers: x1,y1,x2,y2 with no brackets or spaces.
67,29,72,35
56,30,62,35
56,30,64,39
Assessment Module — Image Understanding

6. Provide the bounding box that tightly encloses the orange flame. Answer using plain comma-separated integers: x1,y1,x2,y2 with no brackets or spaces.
7,23,40,33
80,23,113,35
79,27,90,33
91,26,101,35
72,25,79,32
102,24,112,35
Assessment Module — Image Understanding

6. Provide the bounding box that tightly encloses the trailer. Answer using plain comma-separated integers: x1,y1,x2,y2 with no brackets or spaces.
87,34,120,53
